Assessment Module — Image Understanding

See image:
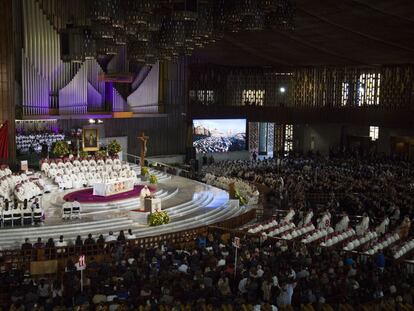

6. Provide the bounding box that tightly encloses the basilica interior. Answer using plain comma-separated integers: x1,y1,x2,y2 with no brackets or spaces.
0,0,414,310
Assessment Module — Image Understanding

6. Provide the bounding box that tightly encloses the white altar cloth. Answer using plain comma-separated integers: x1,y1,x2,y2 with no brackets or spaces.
93,178,134,196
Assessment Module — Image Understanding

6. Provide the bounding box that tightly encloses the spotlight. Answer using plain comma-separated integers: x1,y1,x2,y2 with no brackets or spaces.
97,119,104,124
89,119,95,124
279,87,286,93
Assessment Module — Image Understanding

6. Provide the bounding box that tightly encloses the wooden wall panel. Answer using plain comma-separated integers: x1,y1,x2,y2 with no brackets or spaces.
189,64,414,111
0,0,16,161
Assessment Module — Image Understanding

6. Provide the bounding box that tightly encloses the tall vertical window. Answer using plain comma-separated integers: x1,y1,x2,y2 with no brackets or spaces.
369,126,379,141
358,73,381,106
194,90,214,105
206,90,214,104
242,89,265,106
284,124,293,153
341,82,349,106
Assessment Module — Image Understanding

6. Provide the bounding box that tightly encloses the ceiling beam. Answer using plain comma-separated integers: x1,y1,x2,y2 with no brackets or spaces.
298,7,414,53
345,0,414,24
268,29,370,66
223,35,294,67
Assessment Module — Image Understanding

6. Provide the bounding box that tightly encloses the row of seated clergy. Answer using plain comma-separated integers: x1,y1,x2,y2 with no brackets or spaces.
54,170,137,189
62,200,81,219
46,163,130,179
14,180,43,202
41,158,123,172
0,178,44,202
0,167,12,177
1,205,44,226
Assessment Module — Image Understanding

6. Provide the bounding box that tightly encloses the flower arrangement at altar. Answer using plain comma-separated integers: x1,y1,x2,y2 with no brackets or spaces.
203,173,259,205
107,140,122,156
141,166,149,176
234,189,247,206
149,174,158,184
95,149,107,158
148,211,170,226
79,150,88,158
52,141,70,158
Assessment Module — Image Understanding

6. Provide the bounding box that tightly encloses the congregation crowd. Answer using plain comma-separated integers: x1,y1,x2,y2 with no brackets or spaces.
1,228,414,311
194,136,246,154
200,154,414,228
1,154,413,310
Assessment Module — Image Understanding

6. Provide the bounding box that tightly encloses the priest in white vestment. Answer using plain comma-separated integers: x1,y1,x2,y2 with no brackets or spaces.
140,185,151,199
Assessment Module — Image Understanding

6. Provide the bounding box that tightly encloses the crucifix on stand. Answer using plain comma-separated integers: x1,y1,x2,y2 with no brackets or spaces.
138,132,149,170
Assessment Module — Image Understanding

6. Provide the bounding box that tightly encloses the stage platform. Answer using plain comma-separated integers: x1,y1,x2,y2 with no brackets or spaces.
0,164,250,249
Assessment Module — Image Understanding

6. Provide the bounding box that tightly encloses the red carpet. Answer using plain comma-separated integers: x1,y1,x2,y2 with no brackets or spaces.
63,185,156,203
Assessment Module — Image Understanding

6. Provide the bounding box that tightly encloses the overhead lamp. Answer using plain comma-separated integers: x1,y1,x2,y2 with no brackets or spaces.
279,86,286,93
97,119,104,124
89,119,95,124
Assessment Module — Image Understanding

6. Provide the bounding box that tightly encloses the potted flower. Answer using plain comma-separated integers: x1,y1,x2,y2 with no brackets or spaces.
141,166,149,177
148,211,170,226
95,149,107,158
235,189,248,206
107,140,122,157
52,141,70,158
79,150,88,158
149,174,158,184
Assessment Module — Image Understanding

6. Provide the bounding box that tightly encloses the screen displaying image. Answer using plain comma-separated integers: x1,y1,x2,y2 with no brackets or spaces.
193,119,246,153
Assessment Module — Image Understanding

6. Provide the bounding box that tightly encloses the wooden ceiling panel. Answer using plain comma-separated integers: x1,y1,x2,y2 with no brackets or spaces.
193,0,414,67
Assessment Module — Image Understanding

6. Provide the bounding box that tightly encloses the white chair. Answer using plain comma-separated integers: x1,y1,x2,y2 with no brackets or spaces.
33,208,43,224
71,201,81,219
62,202,72,220
23,209,33,225
2,210,12,227
12,209,22,227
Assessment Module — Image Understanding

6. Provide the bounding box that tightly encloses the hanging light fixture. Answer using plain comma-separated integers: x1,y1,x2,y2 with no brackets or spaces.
90,0,113,22
243,9,265,31
92,22,115,39
63,0,296,64
96,38,118,55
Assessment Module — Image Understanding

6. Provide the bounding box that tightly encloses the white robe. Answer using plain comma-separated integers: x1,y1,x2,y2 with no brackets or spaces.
283,209,295,223
140,186,151,199
300,211,313,227
356,216,370,236
335,215,350,232
317,213,331,230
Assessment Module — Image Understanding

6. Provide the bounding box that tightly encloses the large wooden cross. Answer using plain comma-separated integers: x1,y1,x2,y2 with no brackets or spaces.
137,132,149,168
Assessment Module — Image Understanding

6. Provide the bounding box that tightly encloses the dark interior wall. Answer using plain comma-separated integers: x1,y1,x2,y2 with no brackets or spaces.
296,124,343,155
294,124,414,156
104,116,186,157
58,116,186,157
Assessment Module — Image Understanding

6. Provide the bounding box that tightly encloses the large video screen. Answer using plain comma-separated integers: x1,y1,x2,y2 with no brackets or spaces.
193,119,247,153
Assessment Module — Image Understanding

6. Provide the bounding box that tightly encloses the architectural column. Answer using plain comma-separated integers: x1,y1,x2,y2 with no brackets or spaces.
0,0,16,163
258,122,268,155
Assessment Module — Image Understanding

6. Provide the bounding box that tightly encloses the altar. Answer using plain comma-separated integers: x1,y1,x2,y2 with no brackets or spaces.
93,178,135,197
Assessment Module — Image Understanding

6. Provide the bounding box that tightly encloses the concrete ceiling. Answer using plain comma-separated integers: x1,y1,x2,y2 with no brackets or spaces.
193,0,414,67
